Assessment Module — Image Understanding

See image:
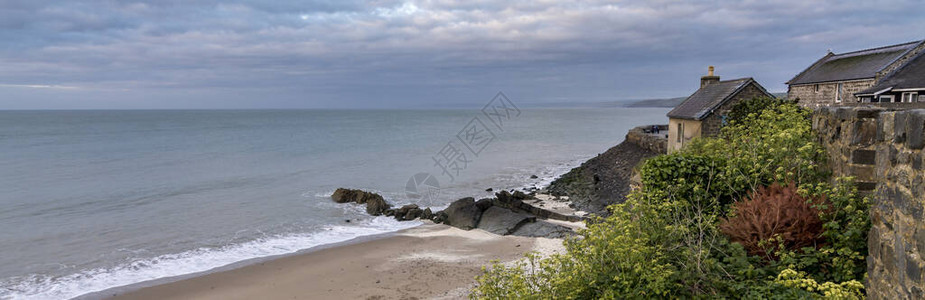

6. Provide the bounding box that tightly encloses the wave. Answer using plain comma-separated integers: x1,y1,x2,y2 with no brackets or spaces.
0,217,421,300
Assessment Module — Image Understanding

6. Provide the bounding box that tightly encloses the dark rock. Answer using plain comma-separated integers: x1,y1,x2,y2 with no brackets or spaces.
475,198,494,212
512,190,531,200
852,149,876,165
432,211,449,224
331,188,385,205
345,219,351,223
907,110,925,149
393,204,421,221
477,206,535,235
906,253,923,282
511,220,575,238
530,174,539,179
442,197,482,230
365,196,391,216
485,188,493,192
545,140,660,215
421,208,433,220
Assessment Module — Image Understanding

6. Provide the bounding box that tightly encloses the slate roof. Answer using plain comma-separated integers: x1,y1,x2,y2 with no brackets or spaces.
857,51,925,96
787,40,923,85
667,78,771,120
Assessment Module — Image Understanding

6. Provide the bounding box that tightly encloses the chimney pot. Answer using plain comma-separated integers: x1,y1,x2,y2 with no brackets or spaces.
700,66,720,88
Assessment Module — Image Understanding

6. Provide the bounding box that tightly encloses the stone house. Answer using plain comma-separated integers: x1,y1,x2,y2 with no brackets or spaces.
855,47,925,104
666,67,774,152
787,40,925,108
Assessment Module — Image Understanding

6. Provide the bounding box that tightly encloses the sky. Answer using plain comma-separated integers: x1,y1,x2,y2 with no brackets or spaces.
1,0,924,109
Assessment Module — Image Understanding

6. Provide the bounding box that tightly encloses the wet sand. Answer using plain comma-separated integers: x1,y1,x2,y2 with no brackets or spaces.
107,224,564,300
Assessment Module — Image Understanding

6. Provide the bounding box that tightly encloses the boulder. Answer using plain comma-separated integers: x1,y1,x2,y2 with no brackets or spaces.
442,197,482,230
331,188,385,204
432,211,449,224
477,206,535,235
511,220,575,238
512,190,531,200
421,208,433,220
475,198,494,212
366,196,391,216
393,204,422,221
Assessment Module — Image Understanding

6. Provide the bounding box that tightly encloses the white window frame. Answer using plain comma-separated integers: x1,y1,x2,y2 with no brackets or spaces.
901,92,919,103
835,83,844,103
879,95,895,103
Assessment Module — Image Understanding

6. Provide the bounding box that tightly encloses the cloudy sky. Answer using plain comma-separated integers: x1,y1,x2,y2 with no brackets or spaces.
1,0,923,109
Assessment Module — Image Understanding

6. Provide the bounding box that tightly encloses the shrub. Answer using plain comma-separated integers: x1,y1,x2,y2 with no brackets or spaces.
727,96,793,125
471,101,869,299
720,182,826,260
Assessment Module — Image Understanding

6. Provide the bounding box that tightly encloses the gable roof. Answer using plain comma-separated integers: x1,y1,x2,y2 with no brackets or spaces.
856,50,925,96
667,78,772,120
787,40,923,85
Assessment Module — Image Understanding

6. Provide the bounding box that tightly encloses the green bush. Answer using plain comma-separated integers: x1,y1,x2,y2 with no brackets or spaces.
472,101,869,299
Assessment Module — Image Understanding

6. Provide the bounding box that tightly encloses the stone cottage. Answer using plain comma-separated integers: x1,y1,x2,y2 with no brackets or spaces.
666,67,774,152
787,40,925,108
855,47,925,104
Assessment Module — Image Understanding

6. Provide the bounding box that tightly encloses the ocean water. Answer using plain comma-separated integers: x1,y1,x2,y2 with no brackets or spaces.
0,108,668,299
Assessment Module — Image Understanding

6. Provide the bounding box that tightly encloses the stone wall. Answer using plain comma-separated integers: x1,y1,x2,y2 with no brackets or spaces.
626,124,667,154
790,79,876,108
701,82,771,137
813,107,925,299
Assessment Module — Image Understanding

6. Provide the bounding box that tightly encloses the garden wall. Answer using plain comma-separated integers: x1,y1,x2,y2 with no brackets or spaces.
813,107,925,299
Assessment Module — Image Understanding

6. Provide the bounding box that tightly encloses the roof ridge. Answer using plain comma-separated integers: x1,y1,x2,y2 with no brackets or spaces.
831,40,922,57
716,77,752,83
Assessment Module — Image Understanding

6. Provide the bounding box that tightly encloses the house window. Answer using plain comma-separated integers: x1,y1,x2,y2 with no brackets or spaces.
835,83,844,103
901,92,919,103
814,84,820,92
879,95,895,103
676,123,683,143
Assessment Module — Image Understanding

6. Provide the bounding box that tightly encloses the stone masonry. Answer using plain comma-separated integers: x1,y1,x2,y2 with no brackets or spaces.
813,107,925,299
790,79,876,108
701,82,772,137
625,124,667,154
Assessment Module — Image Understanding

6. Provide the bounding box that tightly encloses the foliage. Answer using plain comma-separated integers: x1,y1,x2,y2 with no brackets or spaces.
472,101,869,299
471,202,674,299
727,96,793,125
684,101,828,199
774,269,865,299
720,182,826,260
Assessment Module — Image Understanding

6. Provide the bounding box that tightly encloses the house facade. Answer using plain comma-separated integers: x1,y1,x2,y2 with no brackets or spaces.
787,40,925,108
855,47,925,103
667,67,774,152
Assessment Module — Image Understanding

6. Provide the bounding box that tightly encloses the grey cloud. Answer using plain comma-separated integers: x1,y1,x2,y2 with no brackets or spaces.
1,0,923,108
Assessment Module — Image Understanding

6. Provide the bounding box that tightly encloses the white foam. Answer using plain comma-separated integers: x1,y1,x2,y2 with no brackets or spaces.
0,218,421,300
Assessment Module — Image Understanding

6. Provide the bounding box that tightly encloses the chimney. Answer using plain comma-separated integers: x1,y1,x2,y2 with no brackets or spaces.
701,66,720,88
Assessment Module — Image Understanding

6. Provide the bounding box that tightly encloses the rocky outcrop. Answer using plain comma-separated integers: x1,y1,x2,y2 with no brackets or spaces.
477,206,535,235
332,188,582,238
493,191,584,222
441,197,482,230
332,188,392,216
511,220,576,239
546,140,659,215
365,197,391,216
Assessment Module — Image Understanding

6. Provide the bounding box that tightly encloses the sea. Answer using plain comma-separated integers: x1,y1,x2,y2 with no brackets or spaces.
0,108,668,299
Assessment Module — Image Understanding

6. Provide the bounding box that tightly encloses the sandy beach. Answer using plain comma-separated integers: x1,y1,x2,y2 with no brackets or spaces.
105,224,564,300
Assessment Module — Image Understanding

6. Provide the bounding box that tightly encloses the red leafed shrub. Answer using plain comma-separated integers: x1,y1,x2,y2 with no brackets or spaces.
719,182,826,260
